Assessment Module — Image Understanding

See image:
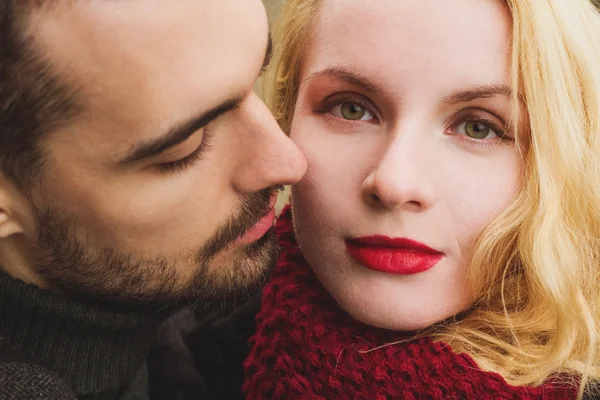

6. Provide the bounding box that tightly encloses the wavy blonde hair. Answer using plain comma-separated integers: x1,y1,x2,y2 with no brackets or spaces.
264,0,600,397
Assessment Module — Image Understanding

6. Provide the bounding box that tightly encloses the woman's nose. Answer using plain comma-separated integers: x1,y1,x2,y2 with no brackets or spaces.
361,135,436,212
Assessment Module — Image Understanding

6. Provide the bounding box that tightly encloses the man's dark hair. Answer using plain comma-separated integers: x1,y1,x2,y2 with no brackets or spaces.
0,1,81,191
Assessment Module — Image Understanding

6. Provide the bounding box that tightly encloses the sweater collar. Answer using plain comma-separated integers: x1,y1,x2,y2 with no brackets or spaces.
0,271,167,396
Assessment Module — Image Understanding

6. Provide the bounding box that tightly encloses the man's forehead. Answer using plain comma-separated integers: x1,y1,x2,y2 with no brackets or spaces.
28,0,258,91
28,0,269,154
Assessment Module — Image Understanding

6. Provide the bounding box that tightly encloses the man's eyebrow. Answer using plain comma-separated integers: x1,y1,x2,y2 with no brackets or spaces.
443,84,516,105
261,33,273,73
305,67,384,95
120,96,244,164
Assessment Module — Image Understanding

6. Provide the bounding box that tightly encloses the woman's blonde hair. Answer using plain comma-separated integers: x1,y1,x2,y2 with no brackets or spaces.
265,0,600,397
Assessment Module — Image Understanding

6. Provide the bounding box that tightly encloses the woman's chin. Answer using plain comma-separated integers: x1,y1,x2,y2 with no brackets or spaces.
334,291,470,332
348,308,447,332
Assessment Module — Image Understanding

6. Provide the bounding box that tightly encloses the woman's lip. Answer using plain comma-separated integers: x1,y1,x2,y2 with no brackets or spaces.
348,236,443,254
346,236,444,275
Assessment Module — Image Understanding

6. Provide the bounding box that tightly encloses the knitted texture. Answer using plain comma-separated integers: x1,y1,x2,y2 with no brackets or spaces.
0,362,76,400
0,270,164,398
243,206,577,399
0,338,76,400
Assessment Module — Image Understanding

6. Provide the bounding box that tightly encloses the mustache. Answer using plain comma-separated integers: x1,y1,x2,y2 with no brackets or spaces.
198,185,284,261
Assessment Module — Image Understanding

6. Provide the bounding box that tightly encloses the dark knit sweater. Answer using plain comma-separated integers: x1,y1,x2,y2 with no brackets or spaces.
0,271,165,400
0,337,76,399
243,207,579,399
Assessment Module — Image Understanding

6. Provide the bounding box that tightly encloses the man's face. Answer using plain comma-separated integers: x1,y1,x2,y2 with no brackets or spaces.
14,0,306,309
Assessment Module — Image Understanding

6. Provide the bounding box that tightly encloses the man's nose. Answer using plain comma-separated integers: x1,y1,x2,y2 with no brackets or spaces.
232,93,307,194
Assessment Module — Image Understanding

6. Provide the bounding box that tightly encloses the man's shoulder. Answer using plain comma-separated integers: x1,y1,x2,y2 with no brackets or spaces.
148,293,263,400
0,339,76,400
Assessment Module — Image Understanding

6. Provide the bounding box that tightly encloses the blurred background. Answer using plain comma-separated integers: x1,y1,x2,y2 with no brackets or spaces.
261,1,290,213
256,0,283,99
263,0,283,25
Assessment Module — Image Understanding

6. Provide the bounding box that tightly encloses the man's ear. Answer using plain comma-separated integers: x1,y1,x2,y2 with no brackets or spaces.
0,175,33,239
0,208,24,238
0,174,42,286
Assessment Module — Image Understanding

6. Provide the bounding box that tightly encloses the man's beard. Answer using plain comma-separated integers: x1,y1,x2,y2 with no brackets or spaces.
30,187,281,312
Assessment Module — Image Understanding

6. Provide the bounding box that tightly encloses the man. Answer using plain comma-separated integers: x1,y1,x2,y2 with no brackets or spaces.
0,0,306,399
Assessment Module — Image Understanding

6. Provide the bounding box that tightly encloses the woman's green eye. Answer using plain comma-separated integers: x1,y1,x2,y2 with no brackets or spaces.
463,120,494,139
341,103,366,120
331,102,374,121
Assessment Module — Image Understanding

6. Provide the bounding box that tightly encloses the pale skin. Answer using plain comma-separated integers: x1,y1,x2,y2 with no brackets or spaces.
0,0,306,305
291,0,523,330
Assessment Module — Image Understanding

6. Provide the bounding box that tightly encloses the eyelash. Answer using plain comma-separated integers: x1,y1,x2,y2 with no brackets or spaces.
319,96,379,123
321,97,512,146
447,114,512,147
156,130,214,174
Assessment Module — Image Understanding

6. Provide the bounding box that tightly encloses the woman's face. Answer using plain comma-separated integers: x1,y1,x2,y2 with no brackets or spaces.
290,0,523,330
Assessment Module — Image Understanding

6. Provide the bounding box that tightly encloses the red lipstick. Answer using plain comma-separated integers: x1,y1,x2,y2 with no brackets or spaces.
346,236,444,275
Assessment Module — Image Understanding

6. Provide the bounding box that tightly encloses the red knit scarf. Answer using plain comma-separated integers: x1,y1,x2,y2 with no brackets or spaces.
243,207,576,399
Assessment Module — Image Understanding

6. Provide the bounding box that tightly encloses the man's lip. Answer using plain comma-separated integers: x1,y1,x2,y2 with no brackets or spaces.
233,191,279,245
347,236,443,254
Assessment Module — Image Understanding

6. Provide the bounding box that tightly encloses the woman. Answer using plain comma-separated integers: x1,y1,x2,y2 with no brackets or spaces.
243,0,600,398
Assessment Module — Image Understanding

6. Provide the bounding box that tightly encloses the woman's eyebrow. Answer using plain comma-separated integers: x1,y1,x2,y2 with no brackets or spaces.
304,67,385,95
442,84,518,105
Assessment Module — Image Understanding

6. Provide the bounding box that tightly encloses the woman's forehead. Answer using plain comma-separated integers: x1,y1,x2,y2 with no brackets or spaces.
302,0,513,93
